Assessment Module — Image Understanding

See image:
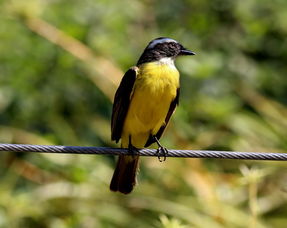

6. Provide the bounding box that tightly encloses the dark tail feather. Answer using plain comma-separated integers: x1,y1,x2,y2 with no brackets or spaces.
110,155,139,194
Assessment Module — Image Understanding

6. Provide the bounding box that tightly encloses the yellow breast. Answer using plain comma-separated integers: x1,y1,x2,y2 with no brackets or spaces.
121,60,179,147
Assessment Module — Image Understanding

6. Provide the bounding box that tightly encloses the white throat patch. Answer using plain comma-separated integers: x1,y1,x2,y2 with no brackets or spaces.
157,57,176,69
148,38,177,49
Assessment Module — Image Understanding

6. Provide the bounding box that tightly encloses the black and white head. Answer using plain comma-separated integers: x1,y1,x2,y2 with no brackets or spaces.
137,37,195,65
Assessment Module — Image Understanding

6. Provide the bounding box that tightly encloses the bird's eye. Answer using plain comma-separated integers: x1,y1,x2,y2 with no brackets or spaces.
169,42,178,48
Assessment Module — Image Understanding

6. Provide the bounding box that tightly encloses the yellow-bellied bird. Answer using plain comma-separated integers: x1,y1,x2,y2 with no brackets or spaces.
110,37,195,194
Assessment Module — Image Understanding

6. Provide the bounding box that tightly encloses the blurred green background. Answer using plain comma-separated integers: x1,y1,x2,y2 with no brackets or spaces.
0,0,287,227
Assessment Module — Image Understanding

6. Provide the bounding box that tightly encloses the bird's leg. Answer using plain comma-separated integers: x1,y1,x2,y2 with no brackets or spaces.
128,135,138,156
153,136,168,162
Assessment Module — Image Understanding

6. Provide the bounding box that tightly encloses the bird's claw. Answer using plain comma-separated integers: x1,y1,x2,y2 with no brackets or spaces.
156,146,168,162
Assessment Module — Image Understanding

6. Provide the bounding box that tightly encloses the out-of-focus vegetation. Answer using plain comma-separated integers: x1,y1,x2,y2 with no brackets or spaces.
0,0,287,227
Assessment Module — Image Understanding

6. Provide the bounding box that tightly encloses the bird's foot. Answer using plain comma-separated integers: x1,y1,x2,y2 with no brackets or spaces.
156,146,168,162
153,136,168,162
128,139,139,156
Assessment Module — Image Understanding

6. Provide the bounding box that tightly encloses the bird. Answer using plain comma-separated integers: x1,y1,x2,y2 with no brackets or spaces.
110,37,195,194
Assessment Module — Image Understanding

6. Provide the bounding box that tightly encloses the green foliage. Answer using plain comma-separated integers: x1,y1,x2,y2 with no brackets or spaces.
0,0,287,227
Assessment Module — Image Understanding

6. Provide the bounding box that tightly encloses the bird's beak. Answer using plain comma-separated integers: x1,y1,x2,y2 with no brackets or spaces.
179,48,196,56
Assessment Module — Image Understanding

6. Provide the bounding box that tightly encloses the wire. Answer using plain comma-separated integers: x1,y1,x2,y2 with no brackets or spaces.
0,143,286,161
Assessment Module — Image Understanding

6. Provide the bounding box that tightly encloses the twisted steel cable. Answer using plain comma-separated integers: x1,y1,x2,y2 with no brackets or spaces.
0,143,286,161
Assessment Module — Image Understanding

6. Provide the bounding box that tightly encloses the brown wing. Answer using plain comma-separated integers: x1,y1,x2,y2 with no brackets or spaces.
144,88,180,147
111,67,138,143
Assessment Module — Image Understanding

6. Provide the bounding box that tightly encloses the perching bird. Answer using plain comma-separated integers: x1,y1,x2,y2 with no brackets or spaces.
110,37,195,194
